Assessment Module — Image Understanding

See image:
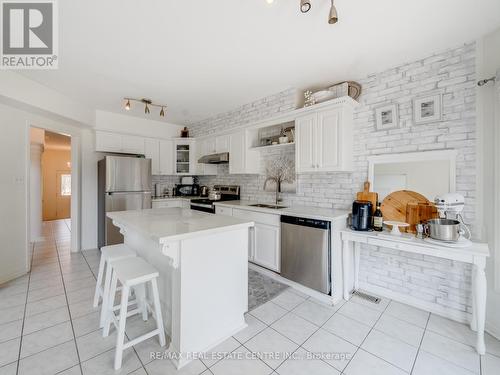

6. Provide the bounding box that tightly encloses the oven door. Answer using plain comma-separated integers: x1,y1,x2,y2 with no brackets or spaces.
190,202,215,214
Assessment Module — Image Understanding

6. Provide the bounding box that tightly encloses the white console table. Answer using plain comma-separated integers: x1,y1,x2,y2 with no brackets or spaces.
340,229,489,355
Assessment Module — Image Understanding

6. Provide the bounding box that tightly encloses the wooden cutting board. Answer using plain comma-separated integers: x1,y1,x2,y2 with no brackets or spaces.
356,181,378,214
381,190,430,225
405,202,439,233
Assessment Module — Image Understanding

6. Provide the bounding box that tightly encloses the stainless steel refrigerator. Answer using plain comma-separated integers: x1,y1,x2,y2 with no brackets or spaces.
98,156,152,248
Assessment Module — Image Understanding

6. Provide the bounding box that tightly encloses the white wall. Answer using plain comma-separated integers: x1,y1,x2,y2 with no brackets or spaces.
0,71,94,126
0,103,85,283
477,27,500,338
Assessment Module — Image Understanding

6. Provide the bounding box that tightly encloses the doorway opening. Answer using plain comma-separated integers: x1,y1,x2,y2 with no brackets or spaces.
30,127,73,249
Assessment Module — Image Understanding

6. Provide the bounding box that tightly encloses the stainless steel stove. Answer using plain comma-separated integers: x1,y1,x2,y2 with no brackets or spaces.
190,185,240,214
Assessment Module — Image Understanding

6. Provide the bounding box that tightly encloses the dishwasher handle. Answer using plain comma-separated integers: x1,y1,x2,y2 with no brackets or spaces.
281,215,331,230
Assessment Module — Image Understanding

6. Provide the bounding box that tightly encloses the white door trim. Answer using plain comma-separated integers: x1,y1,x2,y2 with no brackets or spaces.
26,124,82,256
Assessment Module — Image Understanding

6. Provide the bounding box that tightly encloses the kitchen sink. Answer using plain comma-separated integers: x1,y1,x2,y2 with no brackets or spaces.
249,203,288,209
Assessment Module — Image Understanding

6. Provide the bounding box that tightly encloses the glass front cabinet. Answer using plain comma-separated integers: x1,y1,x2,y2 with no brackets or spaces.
174,139,195,175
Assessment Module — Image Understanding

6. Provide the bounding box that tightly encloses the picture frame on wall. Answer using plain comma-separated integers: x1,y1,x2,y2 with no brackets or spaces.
375,104,399,131
413,94,442,124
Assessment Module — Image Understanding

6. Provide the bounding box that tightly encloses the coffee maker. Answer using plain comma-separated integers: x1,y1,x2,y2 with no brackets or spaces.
352,200,373,231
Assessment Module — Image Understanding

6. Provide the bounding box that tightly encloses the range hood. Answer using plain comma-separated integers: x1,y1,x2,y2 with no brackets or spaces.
198,152,229,164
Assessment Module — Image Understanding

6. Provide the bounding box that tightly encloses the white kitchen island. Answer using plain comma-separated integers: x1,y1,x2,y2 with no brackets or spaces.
107,208,254,369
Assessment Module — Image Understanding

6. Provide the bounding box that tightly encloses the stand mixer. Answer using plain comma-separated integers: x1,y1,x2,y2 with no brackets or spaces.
433,193,471,240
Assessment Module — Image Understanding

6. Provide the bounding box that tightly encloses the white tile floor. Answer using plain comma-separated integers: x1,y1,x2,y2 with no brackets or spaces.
0,219,499,374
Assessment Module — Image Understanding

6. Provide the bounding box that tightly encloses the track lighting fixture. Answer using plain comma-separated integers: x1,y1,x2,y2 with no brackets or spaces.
123,98,167,118
299,0,339,24
300,0,311,13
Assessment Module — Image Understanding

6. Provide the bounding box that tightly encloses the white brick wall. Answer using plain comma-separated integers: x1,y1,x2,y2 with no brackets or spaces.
185,43,477,315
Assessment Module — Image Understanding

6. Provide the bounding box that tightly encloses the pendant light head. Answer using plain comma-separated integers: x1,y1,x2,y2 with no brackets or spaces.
125,99,131,111
160,107,165,117
144,104,150,114
300,0,311,13
328,0,338,24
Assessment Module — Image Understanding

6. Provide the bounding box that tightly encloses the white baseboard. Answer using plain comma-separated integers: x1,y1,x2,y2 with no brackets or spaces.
249,263,343,305
0,269,28,285
359,282,471,324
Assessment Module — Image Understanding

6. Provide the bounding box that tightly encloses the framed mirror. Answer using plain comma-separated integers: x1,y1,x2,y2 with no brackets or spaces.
368,150,457,201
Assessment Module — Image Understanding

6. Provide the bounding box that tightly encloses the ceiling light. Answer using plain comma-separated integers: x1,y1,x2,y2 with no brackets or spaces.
124,97,167,118
266,0,274,4
300,0,311,13
328,0,338,24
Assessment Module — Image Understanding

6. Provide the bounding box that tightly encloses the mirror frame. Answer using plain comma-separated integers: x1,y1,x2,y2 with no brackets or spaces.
367,150,457,196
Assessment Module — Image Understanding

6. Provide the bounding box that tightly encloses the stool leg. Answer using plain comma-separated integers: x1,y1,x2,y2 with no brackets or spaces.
93,256,106,308
134,284,148,321
103,271,118,337
114,284,129,370
150,278,166,347
100,260,113,328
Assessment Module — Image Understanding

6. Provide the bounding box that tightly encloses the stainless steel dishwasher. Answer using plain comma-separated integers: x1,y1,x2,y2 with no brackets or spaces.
280,215,331,295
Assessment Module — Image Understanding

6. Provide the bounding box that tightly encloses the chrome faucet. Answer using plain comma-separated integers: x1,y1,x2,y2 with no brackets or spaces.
264,176,281,206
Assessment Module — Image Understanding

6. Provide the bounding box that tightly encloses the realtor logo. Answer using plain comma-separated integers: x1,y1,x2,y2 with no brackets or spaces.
1,0,58,69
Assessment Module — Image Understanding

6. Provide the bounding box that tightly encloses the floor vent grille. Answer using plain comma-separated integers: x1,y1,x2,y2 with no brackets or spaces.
352,291,381,304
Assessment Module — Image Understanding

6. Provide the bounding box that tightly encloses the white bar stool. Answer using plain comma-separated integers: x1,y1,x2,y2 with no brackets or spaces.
93,244,137,328
102,257,166,370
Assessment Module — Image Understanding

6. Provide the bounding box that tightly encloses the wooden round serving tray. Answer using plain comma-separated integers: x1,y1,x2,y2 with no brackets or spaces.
381,190,430,223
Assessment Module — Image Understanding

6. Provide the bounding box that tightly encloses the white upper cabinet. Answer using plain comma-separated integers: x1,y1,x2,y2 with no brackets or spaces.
195,138,217,175
200,135,229,155
96,131,145,154
296,104,353,173
144,138,160,174
229,131,260,174
174,139,196,175
159,140,174,175
144,139,174,175
295,115,316,172
205,137,217,154
121,135,145,154
215,135,230,153
95,131,122,153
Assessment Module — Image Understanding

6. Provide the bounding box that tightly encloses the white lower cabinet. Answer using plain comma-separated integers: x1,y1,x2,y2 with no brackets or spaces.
215,206,233,216
253,223,280,272
231,208,281,272
152,199,184,209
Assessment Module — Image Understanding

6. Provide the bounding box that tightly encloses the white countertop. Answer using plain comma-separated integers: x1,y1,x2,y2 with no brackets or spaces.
213,200,350,222
107,208,254,243
341,227,490,257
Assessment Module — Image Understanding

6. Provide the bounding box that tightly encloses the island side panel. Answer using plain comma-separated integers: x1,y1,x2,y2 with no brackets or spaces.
173,227,248,361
